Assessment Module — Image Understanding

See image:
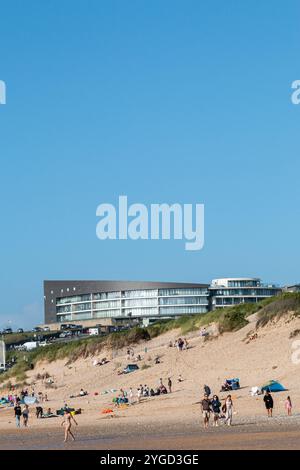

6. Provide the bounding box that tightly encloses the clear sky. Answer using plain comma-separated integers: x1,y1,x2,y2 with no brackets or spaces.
0,0,299,329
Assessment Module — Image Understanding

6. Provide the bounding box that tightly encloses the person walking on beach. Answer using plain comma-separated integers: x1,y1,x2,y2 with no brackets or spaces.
61,410,78,442
263,390,274,417
200,394,211,429
211,395,221,427
285,396,292,416
14,402,22,428
224,395,233,426
22,404,29,427
168,377,172,393
204,384,211,397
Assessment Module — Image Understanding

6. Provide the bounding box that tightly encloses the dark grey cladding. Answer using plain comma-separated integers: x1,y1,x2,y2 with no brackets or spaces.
44,280,209,324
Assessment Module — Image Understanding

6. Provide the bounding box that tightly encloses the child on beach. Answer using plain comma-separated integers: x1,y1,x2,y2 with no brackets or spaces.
285,396,292,416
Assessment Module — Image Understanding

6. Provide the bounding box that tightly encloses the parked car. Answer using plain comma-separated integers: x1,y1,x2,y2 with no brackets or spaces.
43,326,50,331
123,364,139,374
59,331,72,338
2,328,12,334
17,328,24,333
32,327,42,332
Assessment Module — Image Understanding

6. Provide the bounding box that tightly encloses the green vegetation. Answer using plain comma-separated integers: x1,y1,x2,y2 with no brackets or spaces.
2,293,300,387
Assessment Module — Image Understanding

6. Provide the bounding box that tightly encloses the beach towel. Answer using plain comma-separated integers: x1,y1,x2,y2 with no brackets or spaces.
24,396,38,405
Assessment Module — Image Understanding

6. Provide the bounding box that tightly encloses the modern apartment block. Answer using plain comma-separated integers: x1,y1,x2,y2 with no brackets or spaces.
44,278,282,326
44,280,210,326
209,278,281,309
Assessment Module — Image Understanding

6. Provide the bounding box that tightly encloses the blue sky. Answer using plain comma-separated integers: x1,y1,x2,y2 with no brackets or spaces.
0,0,299,329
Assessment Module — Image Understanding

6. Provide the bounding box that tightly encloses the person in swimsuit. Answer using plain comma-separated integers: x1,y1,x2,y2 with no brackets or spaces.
61,410,78,442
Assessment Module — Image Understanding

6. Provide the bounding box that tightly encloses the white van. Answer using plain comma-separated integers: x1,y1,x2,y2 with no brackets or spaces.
88,328,99,336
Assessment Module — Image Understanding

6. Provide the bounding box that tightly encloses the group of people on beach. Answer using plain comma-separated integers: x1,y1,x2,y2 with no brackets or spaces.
115,376,174,406
200,384,293,429
200,385,233,428
14,402,29,428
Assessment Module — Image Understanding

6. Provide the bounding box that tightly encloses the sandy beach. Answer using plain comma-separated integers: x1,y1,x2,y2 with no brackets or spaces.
1,313,300,449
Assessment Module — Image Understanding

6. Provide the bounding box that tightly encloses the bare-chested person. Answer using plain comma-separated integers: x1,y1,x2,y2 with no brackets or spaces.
61,410,78,442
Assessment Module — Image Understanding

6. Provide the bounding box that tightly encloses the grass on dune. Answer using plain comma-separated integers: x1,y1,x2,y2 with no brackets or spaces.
256,293,300,327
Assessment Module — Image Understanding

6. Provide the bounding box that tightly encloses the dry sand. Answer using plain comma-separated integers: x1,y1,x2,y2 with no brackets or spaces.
1,314,300,449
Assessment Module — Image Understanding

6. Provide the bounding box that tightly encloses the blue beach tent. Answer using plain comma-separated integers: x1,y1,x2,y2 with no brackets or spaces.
261,380,286,392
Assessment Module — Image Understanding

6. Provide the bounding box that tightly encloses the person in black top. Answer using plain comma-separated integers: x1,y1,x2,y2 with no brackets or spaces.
211,395,221,427
263,390,274,417
14,403,22,428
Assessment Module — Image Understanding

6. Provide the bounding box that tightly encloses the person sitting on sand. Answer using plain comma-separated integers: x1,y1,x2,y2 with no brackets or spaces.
79,389,88,396
263,390,274,418
285,396,292,416
178,374,183,382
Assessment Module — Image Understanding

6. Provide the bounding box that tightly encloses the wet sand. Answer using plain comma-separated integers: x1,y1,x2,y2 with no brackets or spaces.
1,420,300,450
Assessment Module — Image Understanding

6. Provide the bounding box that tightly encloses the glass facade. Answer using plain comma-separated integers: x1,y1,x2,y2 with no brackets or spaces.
210,278,281,309
160,306,207,315
55,287,210,322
